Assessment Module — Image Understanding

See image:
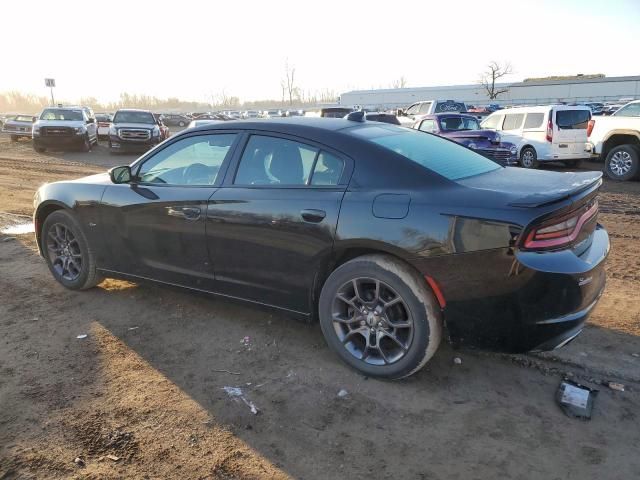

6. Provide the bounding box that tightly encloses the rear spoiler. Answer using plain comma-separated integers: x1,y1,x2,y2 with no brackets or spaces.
508,172,602,208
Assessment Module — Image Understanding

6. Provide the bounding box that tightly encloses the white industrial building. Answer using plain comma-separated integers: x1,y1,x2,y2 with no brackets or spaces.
338,75,640,109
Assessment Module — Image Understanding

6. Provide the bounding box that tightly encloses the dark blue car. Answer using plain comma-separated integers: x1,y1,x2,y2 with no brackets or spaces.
413,113,518,166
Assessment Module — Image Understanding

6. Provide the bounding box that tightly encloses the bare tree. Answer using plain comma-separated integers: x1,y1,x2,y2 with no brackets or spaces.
391,76,408,89
283,60,296,106
480,61,513,99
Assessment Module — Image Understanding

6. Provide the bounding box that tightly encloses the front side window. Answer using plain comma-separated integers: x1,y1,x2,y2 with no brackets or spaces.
613,103,640,117
481,114,502,130
502,114,525,131
235,135,317,185
137,134,236,185
350,124,500,181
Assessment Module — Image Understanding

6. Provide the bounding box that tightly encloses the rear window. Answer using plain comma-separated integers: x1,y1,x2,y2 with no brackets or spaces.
434,101,466,113
502,114,524,130
523,113,544,129
350,125,500,181
556,110,590,129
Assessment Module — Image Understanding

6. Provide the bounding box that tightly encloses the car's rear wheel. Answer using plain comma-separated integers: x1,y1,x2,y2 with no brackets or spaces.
319,254,442,379
34,146,46,153
42,210,101,290
520,147,538,168
604,145,639,181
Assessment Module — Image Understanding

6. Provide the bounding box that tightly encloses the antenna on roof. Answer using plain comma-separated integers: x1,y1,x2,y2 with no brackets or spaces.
345,110,365,122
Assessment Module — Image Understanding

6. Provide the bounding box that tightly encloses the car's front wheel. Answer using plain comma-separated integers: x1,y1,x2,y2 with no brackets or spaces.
604,145,639,181
319,254,442,379
42,210,101,290
520,147,538,168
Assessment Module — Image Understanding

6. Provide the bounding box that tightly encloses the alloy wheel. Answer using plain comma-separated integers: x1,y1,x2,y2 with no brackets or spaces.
331,277,414,366
46,223,83,281
609,150,633,177
522,150,534,167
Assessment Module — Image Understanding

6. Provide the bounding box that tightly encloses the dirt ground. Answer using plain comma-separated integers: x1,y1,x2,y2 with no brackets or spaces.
1,134,639,479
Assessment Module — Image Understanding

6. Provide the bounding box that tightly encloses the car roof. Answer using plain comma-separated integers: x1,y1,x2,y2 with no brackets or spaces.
115,108,153,113
189,117,356,134
425,113,478,119
486,105,591,114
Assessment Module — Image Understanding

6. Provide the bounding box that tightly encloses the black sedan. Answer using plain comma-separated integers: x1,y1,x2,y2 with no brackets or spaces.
33,117,609,379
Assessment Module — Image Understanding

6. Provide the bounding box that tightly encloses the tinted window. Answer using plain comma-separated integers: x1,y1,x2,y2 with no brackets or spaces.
311,151,344,186
350,125,500,181
235,135,317,185
418,102,433,113
556,110,590,129
418,119,436,132
440,116,480,131
613,103,640,117
523,113,544,129
138,134,236,185
481,114,502,130
502,114,525,130
113,111,155,124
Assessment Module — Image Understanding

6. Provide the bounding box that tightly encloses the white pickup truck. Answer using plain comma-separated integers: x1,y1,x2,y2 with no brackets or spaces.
587,100,640,181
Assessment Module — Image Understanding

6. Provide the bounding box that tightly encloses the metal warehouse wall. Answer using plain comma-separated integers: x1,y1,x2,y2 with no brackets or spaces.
339,76,640,108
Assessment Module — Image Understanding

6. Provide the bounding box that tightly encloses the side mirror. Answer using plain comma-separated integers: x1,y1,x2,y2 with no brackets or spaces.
109,165,133,184
32,116,37,123
397,109,405,116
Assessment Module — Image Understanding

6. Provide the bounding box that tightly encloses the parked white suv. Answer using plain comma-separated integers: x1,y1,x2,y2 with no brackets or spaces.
586,100,640,181
480,105,591,168
397,100,467,126
32,106,98,153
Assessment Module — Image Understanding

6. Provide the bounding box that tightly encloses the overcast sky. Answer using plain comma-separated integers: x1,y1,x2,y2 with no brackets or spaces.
2,0,639,103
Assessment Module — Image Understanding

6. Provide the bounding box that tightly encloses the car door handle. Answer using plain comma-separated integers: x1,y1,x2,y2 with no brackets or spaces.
301,209,326,223
166,206,201,220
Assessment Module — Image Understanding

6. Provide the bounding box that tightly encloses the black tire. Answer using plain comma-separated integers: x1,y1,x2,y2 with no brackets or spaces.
81,135,91,152
604,145,639,181
10,135,18,142
178,121,185,127
564,159,582,168
41,210,102,290
318,254,442,379
34,146,46,153
520,147,539,168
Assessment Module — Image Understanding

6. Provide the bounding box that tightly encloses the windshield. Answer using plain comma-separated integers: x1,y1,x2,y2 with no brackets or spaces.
113,111,155,124
440,116,480,131
40,109,84,121
613,103,640,117
349,124,500,181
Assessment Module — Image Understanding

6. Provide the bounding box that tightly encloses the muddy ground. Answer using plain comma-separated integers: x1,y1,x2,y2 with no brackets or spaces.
0,134,639,479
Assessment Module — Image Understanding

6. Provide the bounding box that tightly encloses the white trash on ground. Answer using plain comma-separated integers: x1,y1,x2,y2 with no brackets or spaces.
222,386,259,414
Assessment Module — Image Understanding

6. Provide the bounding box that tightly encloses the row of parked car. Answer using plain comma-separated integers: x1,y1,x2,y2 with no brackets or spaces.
2,99,640,180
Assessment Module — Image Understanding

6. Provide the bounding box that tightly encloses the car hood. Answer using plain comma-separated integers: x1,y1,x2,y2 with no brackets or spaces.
457,168,602,208
66,172,113,185
4,120,33,126
113,122,156,129
443,129,497,141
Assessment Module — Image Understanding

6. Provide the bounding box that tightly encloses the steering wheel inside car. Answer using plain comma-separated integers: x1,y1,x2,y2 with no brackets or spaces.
182,163,213,185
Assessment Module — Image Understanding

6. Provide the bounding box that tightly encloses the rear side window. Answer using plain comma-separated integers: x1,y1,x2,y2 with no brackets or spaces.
502,114,524,130
556,110,590,129
310,152,344,186
523,113,544,129
418,102,433,113
351,125,500,181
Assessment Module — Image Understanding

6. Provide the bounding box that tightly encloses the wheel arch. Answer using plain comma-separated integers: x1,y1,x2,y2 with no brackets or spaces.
34,200,71,255
309,241,429,322
602,131,640,158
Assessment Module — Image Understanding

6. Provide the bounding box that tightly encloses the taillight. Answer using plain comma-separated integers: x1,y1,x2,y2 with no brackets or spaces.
587,119,595,137
546,116,553,142
523,200,598,250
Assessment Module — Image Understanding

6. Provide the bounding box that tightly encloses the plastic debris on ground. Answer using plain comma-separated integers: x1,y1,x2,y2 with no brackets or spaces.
453,357,462,365
556,378,598,420
608,382,625,392
222,386,259,414
337,389,348,398
76,334,88,339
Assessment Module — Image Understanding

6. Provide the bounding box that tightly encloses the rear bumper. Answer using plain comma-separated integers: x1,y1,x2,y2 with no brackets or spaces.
413,225,609,353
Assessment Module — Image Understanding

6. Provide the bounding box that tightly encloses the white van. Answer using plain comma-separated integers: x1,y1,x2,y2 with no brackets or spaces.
480,105,591,168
